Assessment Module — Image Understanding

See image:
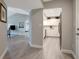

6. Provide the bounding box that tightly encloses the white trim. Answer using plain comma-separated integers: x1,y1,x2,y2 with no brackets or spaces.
72,52,77,59
0,47,8,59
61,49,77,59
28,41,42,48
61,49,72,54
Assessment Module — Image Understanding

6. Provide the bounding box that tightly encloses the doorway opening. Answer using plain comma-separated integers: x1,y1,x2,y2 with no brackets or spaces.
43,8,62,49
7,7,32,59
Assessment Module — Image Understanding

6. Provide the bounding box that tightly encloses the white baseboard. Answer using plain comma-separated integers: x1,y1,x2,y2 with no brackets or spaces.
61,49,77,59
28,41,42,48
71,52,77,59
61,49,73,54
0,47,8,59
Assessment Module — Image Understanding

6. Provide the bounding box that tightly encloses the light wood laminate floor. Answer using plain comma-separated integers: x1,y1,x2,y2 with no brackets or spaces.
4,36,73,59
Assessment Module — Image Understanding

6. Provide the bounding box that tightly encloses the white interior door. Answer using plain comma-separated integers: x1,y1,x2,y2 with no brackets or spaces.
76,0,79,58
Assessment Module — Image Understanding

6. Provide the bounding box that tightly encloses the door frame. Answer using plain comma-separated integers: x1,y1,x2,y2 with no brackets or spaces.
60,12,62,50
43,8,63,49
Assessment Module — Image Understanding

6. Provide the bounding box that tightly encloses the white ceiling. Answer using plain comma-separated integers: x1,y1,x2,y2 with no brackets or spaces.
8,7,31,17
7,0,44,11
7,0,55,18
43,8,62,17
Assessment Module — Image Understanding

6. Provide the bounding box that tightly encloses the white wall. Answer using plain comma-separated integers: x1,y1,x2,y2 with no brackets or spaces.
43,19,60,37
31,9,43,46
44,0,73,50
0,0,7,57
8,13,30,35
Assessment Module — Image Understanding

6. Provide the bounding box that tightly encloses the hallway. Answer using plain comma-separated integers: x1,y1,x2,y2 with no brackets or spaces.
43,38,73,59
4,36,73,59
